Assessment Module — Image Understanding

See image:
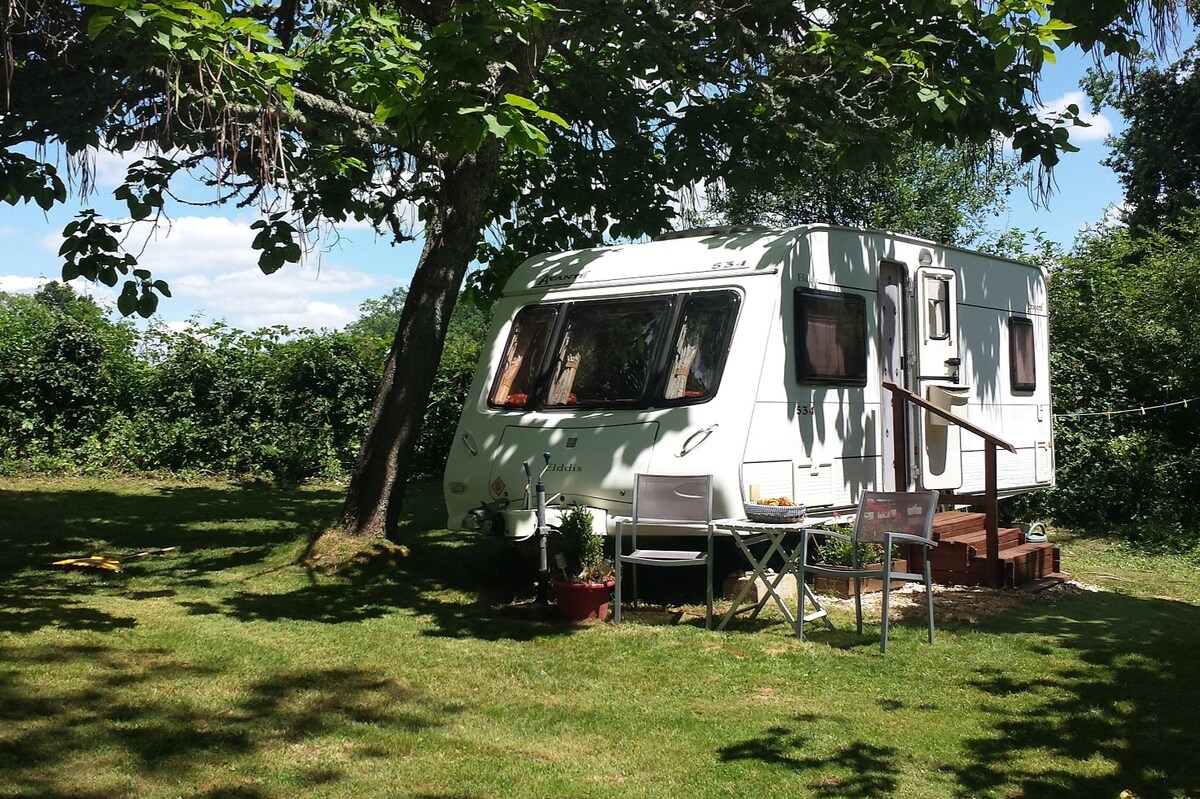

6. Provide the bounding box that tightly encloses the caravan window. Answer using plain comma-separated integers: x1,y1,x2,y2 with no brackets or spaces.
1009,316,1036,392
794,288,867,386
924,275,951,341
663,291,739,403
546,298,672,407
488,305,559,408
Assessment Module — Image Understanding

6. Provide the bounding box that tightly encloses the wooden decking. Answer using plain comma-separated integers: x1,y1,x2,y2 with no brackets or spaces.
908,511,1070,589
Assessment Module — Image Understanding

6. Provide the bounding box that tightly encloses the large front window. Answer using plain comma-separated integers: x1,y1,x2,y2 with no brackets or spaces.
546,298,672,407
488,305,558,407
664,292,740,403
488,291,739,410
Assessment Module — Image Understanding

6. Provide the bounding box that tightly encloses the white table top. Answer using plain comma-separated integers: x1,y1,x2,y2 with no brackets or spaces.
712,517,812,534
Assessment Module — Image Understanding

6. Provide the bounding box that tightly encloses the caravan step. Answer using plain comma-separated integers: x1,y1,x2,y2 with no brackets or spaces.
1016,572,1073,593
935,525,1024,551
907,527,1022,571
931,511,986,539
1001,542,1059,586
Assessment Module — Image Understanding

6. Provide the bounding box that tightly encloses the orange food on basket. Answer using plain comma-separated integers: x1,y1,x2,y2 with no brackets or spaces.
757,497,796,507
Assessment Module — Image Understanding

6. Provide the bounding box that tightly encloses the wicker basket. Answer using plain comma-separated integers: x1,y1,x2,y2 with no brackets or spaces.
744,501,807,524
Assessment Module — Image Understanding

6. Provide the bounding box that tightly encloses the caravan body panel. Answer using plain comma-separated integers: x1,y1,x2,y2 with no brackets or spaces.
444,226,1053,531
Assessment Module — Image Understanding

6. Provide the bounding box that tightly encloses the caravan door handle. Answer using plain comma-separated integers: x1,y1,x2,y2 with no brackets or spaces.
461,432,479,456
678,424,718,457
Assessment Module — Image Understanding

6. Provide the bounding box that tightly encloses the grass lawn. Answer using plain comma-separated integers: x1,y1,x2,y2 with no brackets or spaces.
2,477,1199,798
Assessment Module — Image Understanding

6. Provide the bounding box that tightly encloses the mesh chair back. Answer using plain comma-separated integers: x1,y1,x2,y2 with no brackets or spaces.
633,474,713,524
853,491,938,545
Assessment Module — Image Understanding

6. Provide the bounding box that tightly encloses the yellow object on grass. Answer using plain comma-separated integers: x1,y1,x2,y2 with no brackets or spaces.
51,555,125,573
49,547,178,574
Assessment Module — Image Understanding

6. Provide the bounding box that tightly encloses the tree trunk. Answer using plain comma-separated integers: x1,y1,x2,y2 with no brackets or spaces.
340,143,502,539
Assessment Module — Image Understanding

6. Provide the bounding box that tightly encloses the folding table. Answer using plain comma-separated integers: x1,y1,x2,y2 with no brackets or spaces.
711,518,833,634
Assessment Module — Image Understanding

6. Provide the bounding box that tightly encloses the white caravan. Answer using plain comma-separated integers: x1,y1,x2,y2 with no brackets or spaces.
444,225,1053,534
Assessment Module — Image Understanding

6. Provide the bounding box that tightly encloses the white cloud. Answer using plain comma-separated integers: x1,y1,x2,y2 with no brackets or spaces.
0,275,48,293
91,149,139,188
127,215,260,275
27,213,387,330
1040,91,1114,143
248,300,359,330
0,274,113,307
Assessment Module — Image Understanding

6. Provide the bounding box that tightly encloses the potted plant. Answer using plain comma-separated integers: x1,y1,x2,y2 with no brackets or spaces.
551,504,615,621
811,528,908,598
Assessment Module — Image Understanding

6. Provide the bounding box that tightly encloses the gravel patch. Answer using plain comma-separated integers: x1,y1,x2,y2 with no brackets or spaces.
817,580,1103,624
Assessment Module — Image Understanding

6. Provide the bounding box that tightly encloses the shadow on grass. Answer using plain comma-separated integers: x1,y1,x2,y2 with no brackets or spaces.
0,482,342,635
0,641,458,798
718,713,900,798
718,589,1200,798
0,480,576,642
948,590,1200,799
212,529,573,641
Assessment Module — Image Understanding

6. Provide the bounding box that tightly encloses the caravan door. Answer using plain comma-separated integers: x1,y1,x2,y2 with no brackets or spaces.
914,265,964,490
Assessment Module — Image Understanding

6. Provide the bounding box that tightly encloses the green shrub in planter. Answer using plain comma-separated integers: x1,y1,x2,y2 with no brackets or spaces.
814,528,901,567
557,504,612,584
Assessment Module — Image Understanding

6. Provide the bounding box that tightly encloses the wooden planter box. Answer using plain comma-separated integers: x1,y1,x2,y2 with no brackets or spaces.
812,560,908,598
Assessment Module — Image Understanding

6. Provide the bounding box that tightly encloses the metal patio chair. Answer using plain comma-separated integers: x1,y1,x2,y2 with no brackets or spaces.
613,474,714,628
795,490,939,653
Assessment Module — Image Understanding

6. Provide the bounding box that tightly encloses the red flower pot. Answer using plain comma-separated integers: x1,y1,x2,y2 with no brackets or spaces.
550,577,615,621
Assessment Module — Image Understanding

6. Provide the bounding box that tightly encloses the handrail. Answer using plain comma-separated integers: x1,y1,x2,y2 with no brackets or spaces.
882,381,1016,453
882,380,1011,588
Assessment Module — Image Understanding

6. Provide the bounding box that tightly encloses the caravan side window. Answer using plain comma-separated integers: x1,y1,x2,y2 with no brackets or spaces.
1009,316,1036,392
663,291,740,403
924,275,952,340
794,288,867,386
488,305,558,408
546,298,672,407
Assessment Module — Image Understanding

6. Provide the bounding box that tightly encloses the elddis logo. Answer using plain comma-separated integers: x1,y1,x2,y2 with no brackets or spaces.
535,271,587,287
546,463,582,472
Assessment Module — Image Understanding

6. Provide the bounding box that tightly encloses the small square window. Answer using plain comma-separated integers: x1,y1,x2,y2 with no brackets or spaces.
794,289,867,386
1010,317,1036,393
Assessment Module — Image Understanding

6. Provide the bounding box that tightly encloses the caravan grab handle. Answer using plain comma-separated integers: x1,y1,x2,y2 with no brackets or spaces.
678,424,718,457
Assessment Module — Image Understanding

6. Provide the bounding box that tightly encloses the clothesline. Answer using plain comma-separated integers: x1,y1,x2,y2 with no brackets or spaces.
1054,397,1199,420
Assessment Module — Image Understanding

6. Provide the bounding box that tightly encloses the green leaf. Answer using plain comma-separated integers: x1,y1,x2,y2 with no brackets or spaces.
503,93,539,112
994,43,1017,70
483,113,513,138
86,9,117,39
137,291,159,318
535,109,569,129
117,282,138,315
258,251,285,275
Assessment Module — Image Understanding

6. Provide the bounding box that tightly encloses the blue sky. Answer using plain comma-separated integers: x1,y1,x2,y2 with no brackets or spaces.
0,46,1143,331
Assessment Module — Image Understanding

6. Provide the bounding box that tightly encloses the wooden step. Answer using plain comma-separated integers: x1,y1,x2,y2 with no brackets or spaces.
931,511,986,539
937,525,1024,550
907,527,1022,571
930,543,1062,588
930,567,989,586
1001,543,1059,587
